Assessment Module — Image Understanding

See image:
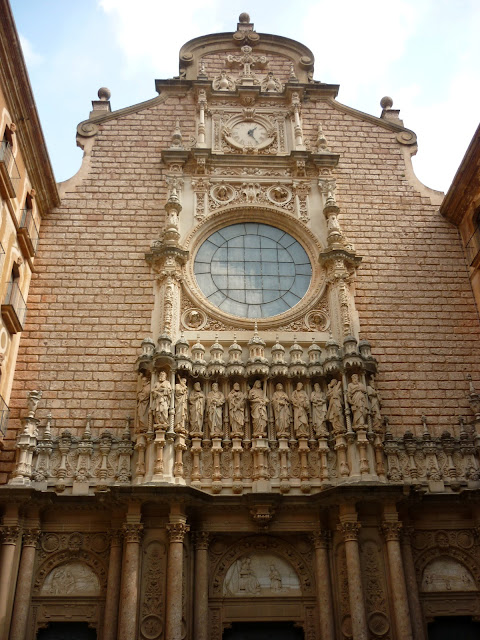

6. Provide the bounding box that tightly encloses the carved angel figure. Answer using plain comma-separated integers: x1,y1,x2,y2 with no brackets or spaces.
291,382,310,438
347,374,368,431
311,382,327,437
136,374,151,433
151,371,171,431
248,380,269,438
207,382,225,438
271,383,291,438
174,377,188,434
188,382,205,437
326,379,345,434
228,382,246,438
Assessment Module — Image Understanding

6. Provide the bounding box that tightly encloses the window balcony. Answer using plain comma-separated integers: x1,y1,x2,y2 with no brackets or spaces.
0,140,20,199
0,394,8,436
1,280,27,333
18,209,39,258
466,228,480,269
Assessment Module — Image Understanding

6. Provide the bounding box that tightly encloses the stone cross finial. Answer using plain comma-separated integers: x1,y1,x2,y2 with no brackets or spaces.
226,45,267,82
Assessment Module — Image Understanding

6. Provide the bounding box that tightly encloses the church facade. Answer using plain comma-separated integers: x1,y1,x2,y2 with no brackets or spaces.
1,9,480,640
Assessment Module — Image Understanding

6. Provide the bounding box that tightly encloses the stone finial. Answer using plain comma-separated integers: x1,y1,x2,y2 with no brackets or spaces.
84,414,93,439
421,414,429,436
90,88,111,119
314,124,329,152
170,119,184,149
380,96,403,125
98,87,111,101
27,390,42,419
239,12,250,23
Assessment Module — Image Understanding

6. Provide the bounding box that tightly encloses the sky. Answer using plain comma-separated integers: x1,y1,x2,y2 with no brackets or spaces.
9,0,480,192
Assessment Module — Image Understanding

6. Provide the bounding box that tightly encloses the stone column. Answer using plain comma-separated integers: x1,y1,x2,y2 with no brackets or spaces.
401,527,426,640
103,530,123,640
165,518,190,640
311,530,335,640
381,521,413,640
193,532,210,640
0,525,21,639
9,528,41,640
338,505,368,640
117,523,143,640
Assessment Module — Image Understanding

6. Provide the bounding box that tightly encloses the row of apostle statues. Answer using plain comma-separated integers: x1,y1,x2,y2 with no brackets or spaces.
137,372,383,440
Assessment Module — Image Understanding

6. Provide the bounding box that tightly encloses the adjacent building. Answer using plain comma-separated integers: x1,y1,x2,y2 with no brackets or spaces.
1,7,480,640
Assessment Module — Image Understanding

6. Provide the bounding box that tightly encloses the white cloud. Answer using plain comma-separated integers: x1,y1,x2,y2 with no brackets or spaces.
98,0,223,78
19,33,43,67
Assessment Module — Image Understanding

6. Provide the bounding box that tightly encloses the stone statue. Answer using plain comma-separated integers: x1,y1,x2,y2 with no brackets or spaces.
249,380,269,438
27,389,42,418
347,373,368,431
271,383,291,438
151,371,171,431
136,374,151,433
291,382,310,438
367,375,382,433
174,377,188,434
238,556,260,594
207,382,225,438
228,382,246,438
311,382,327,437
189,382,205,437
326,379,345,434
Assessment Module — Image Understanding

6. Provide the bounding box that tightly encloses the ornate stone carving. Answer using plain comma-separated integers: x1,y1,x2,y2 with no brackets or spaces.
228,383,246,438
249,380,269,438
305,309,329,331
339,521,361,541
207,383,226,438
166,522,190,543
326,379,345,434
174,377,188,434
189,382,205,437
291,382,310,438
40,562,100,595
151,371,171,431
347,374,368,431
0,525,20,544
123,524,143,544
181,307,207,330
311,384,328,437
421,557,476,592
272,384,291,438
139,540,166,640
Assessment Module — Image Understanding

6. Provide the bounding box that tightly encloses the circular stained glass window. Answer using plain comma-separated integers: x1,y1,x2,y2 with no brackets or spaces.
194,223,312,318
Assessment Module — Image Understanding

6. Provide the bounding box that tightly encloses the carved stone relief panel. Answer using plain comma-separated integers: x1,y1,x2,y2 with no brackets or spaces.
333,541,351,640
421,557,476,592
40,562,100,596
139,538,167,640
223,552,301,596
360,536,392,640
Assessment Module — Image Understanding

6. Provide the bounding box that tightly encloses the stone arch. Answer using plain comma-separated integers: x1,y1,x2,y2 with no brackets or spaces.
33,549,108,596
414,545,480,591
210,535,315,598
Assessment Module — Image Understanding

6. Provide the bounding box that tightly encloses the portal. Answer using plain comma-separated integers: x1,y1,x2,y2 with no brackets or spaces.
223,621,304,640
36,622,97,640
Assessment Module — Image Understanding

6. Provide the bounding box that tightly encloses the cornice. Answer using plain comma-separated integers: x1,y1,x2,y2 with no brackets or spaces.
440,123,480,225
0,0,59,212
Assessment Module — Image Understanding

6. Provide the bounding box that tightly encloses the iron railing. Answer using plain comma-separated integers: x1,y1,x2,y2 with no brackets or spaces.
0,139,20,188
19,208,39,254
0,394,8,435
3,280,27,329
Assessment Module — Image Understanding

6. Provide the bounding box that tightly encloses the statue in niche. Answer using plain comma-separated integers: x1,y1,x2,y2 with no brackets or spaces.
269,564,282,591
174,377,188,434
249,380,269,438
207,382,225,438
347,373,368,431
189,382,205,437
228,382,246,438
291,382,310,438
151,371,172,431
136,374,151,433
311,383,328,437
271,383,291,438
367,375,382,433
326,379,345,434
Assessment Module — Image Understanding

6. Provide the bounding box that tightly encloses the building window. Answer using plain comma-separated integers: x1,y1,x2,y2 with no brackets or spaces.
0,126,20,199
18,195,39,257
194,222,312,318
1,261,26,333
466,207,480,267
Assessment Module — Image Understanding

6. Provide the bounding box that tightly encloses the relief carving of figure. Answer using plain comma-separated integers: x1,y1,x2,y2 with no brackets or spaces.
189,382,205,437
228,382,246,438
136,374,151,433
249,380,269,438
271,383,291,438
291,382,310,438
207,382,225,438
238,556,260,594
174,377,188,434
151,371,172,431
367,375,382,433
326,379,345,434
347,374,368,431
269,564,282,591
311,382,327,437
